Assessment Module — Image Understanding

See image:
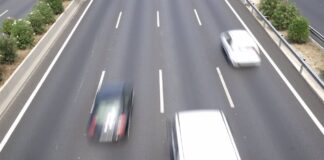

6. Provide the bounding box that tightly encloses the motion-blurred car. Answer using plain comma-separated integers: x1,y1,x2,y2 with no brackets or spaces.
87,83,134,142
221,30,261,67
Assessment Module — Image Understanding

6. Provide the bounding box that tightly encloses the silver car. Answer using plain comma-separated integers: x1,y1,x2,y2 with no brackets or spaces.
221,30,261,67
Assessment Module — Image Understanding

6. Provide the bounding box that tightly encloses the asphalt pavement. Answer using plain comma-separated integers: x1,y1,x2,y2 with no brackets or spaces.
292,0,324,35
0,0,324,160
0,0,37,23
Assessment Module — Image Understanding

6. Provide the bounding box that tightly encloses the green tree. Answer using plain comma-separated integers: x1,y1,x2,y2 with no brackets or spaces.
259,0,279,19
272,2,299,30
2,18,15,36
11,19,34,49
28,10,46,34
0,35,17,64
288,16,309,43
42,0,64,15
35,1,55,24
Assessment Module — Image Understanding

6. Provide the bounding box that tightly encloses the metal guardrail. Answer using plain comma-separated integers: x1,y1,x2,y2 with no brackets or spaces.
309,26,324,47
244,0,324,88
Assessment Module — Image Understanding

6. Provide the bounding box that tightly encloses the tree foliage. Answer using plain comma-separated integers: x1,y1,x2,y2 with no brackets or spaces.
35,1,55,24
259,0,279,19
28,10,46,34
11,19,34,49
271,2,299,30
2,18,15,36
0,35,17,64
42,0,64,15
288,16,309,43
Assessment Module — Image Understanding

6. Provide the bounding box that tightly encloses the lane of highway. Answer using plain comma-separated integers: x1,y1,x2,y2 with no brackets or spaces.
228,1,324,159
0,0,167,159
0,0,37,23
292,0,324,36
160,0,324,159
200,0,324,159
159,0,229,115
0,0,323,159
0,0,118,159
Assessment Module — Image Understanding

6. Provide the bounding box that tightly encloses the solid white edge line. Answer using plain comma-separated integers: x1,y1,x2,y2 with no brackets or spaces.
193,9,202,26
217,67,235,108
90,70,106,114
115,11,122,29
224,0,324,135
0,10,8,17
159,69,165,113
0,0,95,152
157,10,160,28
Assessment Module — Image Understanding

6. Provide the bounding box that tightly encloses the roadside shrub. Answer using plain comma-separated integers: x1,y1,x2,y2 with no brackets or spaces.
288,16,309,43
28,10,46,35
11,19,34,49
259,0,279,19
35,1,55,24
42,0,64,15
272,2,299,30
2,18,15,36
0,35,17,64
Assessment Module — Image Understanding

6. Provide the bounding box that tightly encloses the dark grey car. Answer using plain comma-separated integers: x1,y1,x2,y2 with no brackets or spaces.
87,83,134,142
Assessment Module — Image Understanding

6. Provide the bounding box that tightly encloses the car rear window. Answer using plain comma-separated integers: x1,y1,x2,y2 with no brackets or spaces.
95,99,121,126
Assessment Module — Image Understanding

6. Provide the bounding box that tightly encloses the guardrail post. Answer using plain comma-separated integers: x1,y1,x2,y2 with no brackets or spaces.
278,34,285,47
300,65,304,73
299,59,306,73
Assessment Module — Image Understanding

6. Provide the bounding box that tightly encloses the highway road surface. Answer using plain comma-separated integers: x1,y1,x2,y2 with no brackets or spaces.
292,0,324,35
0,0,37,22
0,0,324,160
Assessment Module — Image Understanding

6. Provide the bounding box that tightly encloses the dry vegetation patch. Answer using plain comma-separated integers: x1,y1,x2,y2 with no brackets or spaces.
292,41,324,74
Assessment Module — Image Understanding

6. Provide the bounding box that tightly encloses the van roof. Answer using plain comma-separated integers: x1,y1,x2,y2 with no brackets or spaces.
176,110,240,160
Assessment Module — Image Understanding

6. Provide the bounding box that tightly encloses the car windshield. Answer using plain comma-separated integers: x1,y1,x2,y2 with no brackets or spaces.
95,98,121,131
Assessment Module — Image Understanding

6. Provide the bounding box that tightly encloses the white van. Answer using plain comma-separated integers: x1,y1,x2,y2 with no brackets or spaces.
171,110,241,160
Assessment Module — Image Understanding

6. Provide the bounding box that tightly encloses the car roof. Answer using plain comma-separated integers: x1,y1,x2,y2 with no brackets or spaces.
228,30,256,47
177,110,240,160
